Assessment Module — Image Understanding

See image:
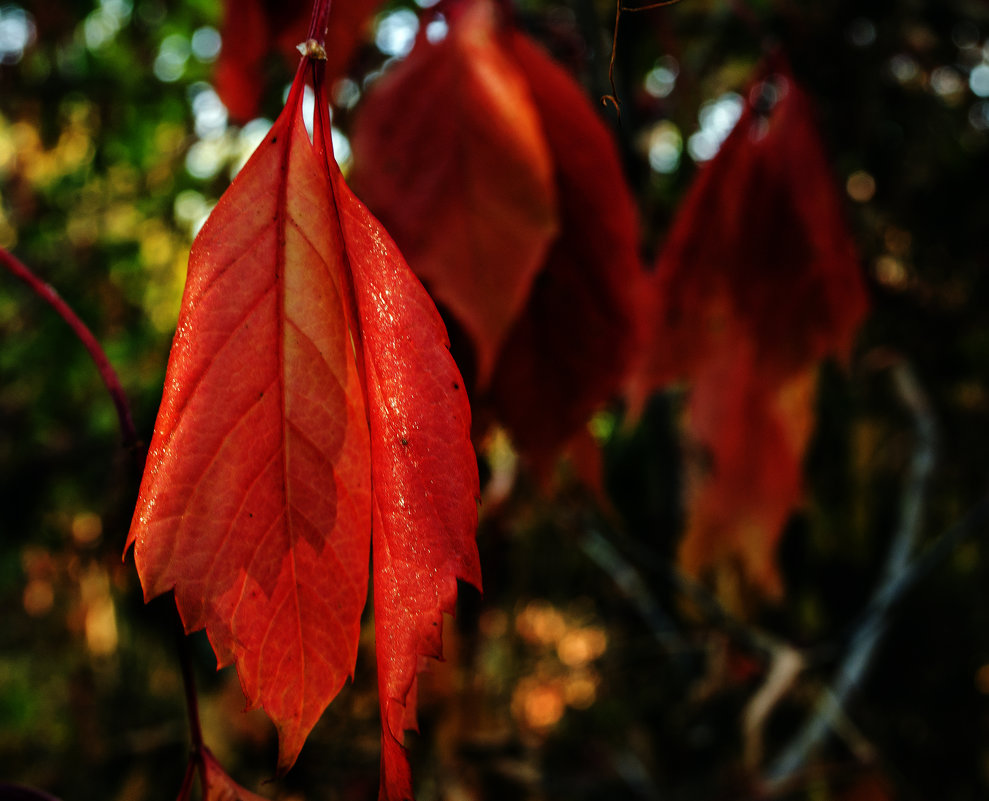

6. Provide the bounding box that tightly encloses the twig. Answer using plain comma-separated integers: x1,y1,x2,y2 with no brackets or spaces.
1,246,212,794
602,0,683,116
0,246,139,453
602,1,623,117
764,361,938,789
177,620,209,800
743,645,805,769
175,758,197,801
664,561,789,662
580,522,794,666
579,527,682,649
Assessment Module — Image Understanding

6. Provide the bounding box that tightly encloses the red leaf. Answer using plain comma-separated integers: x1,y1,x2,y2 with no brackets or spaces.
335,168,482,800
634,55,868,595
202,749,270,801
351,2,642,470
349,0,559,386
484,30,642,470
640,58,867,389
128,50,479,793
213,0,290,121
679,337,816,597
215,0,384,122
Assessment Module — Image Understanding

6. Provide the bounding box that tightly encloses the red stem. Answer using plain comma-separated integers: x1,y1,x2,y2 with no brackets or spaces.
175,757,196,801
177,621,208,800
0,246,139,453
0,247,208,793
306,0,333,45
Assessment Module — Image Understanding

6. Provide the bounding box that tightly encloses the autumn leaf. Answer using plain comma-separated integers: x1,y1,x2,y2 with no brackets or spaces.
679,336,817,597
215,0,384,121
202,749,270,801
484,28,642,472
638,57,867,390
128,35,480,798
634,55,868,596
351,0,642,471
349,0,558,387
336,165,482,800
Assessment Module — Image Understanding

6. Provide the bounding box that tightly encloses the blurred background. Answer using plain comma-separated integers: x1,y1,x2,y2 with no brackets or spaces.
3,0,989,799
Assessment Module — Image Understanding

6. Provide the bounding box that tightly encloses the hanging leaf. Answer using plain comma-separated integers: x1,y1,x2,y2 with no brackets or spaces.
335,167,482,800
351,0,643,471
634,55,868,596
679,336,817,597
350,0,558,387
202,749,271,801
484,29,642,472
639,57,867,390
128,41,479,795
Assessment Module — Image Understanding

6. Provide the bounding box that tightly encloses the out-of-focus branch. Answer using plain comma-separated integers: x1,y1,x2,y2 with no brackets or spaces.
0,246,220,796
665,559,791,662
579,521,794,665
579,526,682,649
764,360,938,790
0,246,139,453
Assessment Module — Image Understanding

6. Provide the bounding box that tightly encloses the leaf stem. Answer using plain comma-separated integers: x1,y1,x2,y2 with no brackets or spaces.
0,246,214,796
305,0,333,47
0,246,139,453
602,0,682,115
175,757,197,801
176,619,208,800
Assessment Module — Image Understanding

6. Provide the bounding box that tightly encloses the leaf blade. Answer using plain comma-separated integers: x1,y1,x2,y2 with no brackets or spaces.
350,0,558,386
128,66,372,771
484,31,644,469
334,171,481,801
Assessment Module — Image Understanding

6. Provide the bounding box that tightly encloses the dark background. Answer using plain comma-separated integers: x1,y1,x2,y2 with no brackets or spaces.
2,0,989,798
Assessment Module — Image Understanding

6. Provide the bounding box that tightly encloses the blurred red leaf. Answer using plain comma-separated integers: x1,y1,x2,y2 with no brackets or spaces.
634,56,868,596
350,0,559,386
833,772,894,801
128,47,479,795
639,58,867,390
215,0,383,121
679,337,817,597
485,29,642,472
202,749,270,801
351,0,642,471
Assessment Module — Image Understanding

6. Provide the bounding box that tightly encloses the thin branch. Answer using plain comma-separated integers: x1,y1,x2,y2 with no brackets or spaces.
580,521,794,666
764,360,938,789
664,561,790,662
602,0,683,116
743,646,805,769
579,527,682,649
880,493,989,606
1,249,213,794
176,620,208,800
0,246,139,453
602,0,623,117
175,758,197,801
